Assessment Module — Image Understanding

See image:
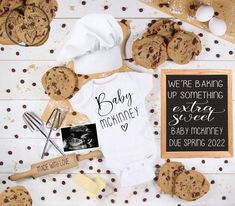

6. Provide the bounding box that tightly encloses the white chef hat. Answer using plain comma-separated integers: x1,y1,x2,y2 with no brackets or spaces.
57,13,123,74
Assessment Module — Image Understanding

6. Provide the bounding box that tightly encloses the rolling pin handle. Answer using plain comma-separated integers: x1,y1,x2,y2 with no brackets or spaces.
77,150,103,161
9,170,34,181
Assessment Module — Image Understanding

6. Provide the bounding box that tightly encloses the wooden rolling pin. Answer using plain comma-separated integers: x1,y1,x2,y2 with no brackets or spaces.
9,150,102,181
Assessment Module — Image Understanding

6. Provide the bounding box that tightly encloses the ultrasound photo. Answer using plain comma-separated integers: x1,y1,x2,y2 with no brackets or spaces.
61,124,99,152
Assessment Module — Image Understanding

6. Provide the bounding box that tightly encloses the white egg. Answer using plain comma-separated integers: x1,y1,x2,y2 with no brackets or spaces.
195,5,214,22
209,17,227,36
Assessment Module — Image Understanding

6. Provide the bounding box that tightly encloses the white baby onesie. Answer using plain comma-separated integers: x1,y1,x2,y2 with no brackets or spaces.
70,72,157,186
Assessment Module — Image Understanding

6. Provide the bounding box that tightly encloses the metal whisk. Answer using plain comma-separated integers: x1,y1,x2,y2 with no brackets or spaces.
41,108,63,159
23,111,65,157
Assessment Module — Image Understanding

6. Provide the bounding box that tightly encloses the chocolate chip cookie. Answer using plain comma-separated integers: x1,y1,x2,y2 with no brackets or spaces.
26,0,58,21
175,170,210,201
16,5,50,46
157,162,185,195
132,35,167,69
0,0,23,16
144,19,181,43
0,186,32,206
4,10,25,44
42,66,78,100
167,31,201,64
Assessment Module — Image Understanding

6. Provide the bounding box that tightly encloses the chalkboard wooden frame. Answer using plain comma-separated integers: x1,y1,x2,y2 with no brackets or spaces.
161,69,233,158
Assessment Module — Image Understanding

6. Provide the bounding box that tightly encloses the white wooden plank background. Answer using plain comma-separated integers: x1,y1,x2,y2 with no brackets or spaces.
0,0,235,205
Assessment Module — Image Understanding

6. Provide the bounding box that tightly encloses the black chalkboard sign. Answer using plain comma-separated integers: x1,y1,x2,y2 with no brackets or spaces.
161,70,233,158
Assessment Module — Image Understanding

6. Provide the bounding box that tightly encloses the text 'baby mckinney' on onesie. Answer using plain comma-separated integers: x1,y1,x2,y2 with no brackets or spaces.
95,89,139,129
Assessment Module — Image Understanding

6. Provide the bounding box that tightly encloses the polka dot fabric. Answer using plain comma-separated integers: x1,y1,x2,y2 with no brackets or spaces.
0,0,235,205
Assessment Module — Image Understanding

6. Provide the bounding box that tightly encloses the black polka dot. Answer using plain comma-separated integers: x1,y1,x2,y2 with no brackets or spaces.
98,194,102,199
6,108,11,112
72,189,76,193
98,158,103,162
42,179,46,183
124,200,129,203
16,51,20,56
0,161,3,166
154,131,159,135
210,180,215,184
32,82,36,86
166,159,170,162
97,169,101,173
139,8,143,12
15,134,19,138
192,167,196,170
122,7,126,11
41,197,45,200
89,158,93,161
133,191,137,195
177,21,182,25
201,160,205,164
20,79,25,84
80,170,84,174
219,167,223,171
81,1,86,5
8,151,12,155
2,180,6,184
143,198,147,202
11,68,16,72
229,51,233,55
150,109,154,113
27,146,31,150
89,166,93,170
52,178,56,182
53,189,57,193
23,125,27,129
19,160,23,164
6,89,11,93
205,47,210,52
153,74,158,78
214,11,219,16
222,196,226,200
86,196,90,200
111,199,115,203
1,47,4,51
22,104,27,109
156,194,160,198
67,196,71,200
61,23,66,28
106,170,111,174
216,54,220,58
111,178,115,182
23,69,27,73
62,180,66,185
104,5,108,10
114,188,118,192
67,174,71,178
214,40,219,44
145,188,149,192
224,160,228,164
50,49,54,54
198,33,203,37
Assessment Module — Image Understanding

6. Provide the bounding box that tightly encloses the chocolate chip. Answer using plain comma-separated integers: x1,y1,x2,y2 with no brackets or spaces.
159,3,169,8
